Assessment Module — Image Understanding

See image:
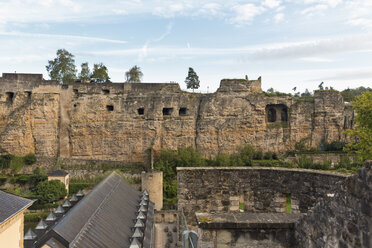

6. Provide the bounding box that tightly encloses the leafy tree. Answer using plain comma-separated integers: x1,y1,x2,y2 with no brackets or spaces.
341,87,372,102
185,67,200,92
36,180,67,204
23,153,36,165
267,88,274,93
344,91,372,161
91,63,110,83
301,89,311,97
125,65,143,83
79,62,91,82
46,49,77,84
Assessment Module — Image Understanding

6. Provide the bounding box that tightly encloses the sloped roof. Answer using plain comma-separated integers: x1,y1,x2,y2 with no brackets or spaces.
0,190,33,225
37,171,154,248
48,170,68,177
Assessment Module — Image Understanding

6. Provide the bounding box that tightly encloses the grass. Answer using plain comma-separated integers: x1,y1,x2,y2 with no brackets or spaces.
286,194,291,214
239,202,245,211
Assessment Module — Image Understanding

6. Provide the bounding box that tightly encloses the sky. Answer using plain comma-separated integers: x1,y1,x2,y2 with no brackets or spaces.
0,0,371,93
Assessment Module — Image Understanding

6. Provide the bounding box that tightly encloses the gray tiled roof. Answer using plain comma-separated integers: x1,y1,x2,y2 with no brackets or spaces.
0,190,33,224
48,170,68,177
36,171,154,248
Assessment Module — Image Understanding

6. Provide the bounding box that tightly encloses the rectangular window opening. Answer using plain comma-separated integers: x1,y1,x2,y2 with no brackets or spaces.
102,89,110,94
163,108,173,116
179,107,187,116
106,105,114,111
73,89,79,94
6,92,14,104
25,91,32,99
138,108,144,115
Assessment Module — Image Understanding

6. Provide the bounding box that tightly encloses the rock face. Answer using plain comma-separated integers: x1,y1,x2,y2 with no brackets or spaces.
0,73,353,162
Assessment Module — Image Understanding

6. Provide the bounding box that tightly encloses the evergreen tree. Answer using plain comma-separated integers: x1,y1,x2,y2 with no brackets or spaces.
185,67,200,92
91,63,110,83
79,62,91,82
46,49,77,84
125,65,143,83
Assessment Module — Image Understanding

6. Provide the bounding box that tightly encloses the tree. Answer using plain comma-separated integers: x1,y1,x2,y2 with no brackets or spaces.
344,91,372,161
125,65,143,83
301,89,311,97
36,180,67,204
79,62,91,82
46,49,77,84
318,82,324,90
91,63,110,83
185,67,200,92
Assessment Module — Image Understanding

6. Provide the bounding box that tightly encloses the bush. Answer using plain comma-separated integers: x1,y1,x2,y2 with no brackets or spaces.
15,175,30,185
253,150,263,160
36,180,67,204
264,152,273,160
69,183,92,196
297,156,314,169
0,177,7,186
10,156,25,173
29,174,47,188
0,154,14,169
324,141,345,152
335,156,352,170
23,153,37,165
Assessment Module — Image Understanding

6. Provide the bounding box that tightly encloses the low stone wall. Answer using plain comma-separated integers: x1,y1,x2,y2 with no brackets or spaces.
295,161,372,247
177,167,348,227
285,153,358,164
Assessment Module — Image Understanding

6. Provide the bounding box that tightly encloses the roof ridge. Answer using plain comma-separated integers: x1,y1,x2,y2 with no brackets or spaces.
70,173,122,247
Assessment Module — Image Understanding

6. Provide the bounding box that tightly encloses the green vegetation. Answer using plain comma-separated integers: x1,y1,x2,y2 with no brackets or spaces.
344,91,372,161
239,202,245,211
46,49,77,84
0,153,37,173
125,65,143,83
264,88,291,97
36,180,67,204
185,67,200,92
61,162,144,173
286,194,291,214
24,212,49,222
341,87,372,102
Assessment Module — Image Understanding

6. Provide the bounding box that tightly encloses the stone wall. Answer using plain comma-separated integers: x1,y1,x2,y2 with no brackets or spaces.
295,161,372,248
177,167,347,227
0,73,353,163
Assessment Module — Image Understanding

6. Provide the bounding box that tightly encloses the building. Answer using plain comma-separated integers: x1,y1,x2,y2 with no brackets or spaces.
48,170,69,194
25,171,154,248
0,191,34,248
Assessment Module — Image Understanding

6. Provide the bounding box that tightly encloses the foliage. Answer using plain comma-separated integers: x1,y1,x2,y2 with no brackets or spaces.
341,86,372,102
29,174,47,188
0,177,7,186
91,63,110,83
264,88,291,97
125,65,143,83
0,154,14,169
69,183,92,196
185,67,200,91
344,91,372,161
324,140,345,152
23,153,37,165
79,62,91,82
46,49,77,84
24,212,49,222
10,156,25,174
36,180,67,204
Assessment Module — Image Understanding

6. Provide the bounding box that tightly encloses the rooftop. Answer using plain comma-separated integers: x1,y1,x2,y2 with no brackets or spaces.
0,190,34,225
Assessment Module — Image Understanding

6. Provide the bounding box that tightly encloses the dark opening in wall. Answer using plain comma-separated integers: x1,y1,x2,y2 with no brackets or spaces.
73,89,79,94
138,108,144,115
266,104,289,123
163,108,173,116
267,108,276,122
102,89,110,94
281,107,288,122
179,107,187,116
106,105,114,111
6,92,14,104
25,91,32,99
61,85,68,90
73,104,77,108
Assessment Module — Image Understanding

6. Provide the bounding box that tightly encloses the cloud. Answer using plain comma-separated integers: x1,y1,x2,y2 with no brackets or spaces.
230,4,265,25
303,0,342,8
274,13,285,23
301,4,328,16
263,0,281,8
0,31,127,44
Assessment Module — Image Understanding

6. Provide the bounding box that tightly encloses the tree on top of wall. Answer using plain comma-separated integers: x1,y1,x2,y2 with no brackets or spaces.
91,63,110,83
46,49,77,84
79,62,91,82
185,67,200,92
125,65,143,83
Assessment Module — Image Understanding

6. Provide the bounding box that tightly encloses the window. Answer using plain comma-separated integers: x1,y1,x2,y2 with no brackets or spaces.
267,108,276,122
102,89,110,94
179,107,187,116
138,108,144,115
106,105,114,111
163,108,173,116
6,92,14,104
25,91,32,99
73,89,79,94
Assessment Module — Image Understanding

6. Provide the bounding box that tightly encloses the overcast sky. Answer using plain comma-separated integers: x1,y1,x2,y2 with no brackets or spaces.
0,0,371,93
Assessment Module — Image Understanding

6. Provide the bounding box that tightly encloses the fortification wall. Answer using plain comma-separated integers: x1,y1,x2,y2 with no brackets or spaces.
295,161,372,248
177,167,347,228
0,73,352,163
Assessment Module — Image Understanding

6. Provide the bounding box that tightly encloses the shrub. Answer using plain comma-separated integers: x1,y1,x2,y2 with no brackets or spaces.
297,156,314,169
253,150,263,160
15,175,30,185
10,156,25,173
23,153,37,165
324,141,345,152
0,154,14,169
36,180,67,204
69,183,92,196
335,156,351,170
29,174,47,188
264,152,273,160
0,177,7,186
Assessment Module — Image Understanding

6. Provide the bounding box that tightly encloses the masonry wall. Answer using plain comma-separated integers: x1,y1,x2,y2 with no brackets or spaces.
0,74,353,163
177,167,347,228
295,161,372,248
